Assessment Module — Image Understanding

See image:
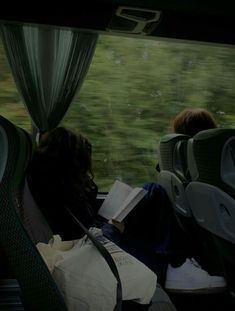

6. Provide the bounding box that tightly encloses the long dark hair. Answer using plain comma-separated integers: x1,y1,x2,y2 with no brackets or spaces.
37,127,94,192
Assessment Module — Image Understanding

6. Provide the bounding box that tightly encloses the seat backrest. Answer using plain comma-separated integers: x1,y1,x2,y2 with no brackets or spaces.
158,133,192,217
0,115,67,311
186,128,235,244
20,178,53,244
186,128,235,289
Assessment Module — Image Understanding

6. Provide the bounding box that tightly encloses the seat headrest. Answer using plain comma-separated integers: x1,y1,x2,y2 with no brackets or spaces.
159,133,190,179
187,128,235,198
173,139,190,182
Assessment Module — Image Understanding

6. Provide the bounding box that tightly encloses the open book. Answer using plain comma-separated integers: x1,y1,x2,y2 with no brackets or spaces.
98,180,147,222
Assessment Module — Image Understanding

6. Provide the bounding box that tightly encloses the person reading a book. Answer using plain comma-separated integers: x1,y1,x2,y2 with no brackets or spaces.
26,127,168,311
27,127,130,241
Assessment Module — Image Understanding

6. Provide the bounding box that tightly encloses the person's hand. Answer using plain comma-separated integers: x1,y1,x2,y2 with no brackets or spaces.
108,219,125,233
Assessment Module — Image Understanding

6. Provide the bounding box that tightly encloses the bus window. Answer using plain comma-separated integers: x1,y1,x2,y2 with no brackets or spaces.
63,34,235,190
1,34,235,191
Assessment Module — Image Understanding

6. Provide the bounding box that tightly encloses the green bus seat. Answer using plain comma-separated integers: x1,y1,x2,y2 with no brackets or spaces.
0,115,67,311
158,132,218,279
186,128,235,292
158,133,191,218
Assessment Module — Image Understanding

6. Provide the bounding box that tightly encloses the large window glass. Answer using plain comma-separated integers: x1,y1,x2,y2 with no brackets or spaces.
63,35,235,190
1,34,235,190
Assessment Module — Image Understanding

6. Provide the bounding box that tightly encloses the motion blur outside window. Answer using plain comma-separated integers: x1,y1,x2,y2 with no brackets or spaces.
1,34,235,190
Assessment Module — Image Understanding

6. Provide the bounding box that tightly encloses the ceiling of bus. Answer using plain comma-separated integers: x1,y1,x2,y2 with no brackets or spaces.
0,1,235,45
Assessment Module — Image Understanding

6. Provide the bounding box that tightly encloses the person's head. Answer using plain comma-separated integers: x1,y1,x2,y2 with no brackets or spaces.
172,107,217,136
37,127,93,184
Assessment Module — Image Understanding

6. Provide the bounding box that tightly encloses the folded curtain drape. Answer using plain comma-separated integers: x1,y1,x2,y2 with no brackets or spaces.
1,24,98,133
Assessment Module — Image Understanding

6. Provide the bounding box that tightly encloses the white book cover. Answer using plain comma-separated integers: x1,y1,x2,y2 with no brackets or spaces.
98,180,147,222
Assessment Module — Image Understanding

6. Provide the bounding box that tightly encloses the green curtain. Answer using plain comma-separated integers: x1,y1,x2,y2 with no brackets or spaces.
1,23,98,133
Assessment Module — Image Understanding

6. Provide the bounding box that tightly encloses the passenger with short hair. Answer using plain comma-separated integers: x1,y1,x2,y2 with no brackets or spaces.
172,107,217,136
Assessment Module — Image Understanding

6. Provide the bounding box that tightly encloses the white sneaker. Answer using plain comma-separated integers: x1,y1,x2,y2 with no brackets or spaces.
165,258,227,294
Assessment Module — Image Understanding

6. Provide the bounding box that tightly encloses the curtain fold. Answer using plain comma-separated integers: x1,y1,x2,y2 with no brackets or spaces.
1,24,98,132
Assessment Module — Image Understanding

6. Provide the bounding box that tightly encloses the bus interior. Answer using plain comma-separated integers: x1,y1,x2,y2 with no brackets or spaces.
0,1,235,310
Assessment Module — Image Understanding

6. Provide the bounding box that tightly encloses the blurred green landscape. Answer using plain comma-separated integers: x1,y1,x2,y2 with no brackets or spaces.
1,34,235,190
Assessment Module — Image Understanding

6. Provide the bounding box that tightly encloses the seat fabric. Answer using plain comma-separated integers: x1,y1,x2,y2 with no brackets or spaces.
0,115,67,311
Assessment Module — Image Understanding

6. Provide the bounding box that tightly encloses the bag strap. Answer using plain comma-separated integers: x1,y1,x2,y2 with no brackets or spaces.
66,208,122,311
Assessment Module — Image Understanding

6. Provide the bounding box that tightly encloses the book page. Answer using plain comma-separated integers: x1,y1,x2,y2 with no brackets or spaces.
113,188,147,222
98,180,133,220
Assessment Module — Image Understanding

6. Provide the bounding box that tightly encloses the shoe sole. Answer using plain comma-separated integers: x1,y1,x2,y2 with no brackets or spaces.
165,286,227,294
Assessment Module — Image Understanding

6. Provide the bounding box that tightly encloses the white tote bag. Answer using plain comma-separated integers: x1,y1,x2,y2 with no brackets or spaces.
37,228,157,311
